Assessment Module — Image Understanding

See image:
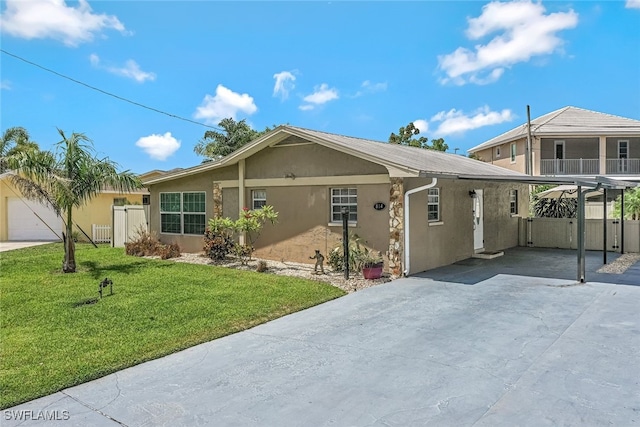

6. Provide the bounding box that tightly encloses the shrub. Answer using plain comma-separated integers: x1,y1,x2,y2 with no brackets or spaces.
125,227,181,259
125,228,161,257
204,206,278,265
158,243,181,260
256,260,268,273
327,233,367,272
203,228,234,260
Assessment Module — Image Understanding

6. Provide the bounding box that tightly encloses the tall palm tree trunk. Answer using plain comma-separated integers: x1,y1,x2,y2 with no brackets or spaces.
63,207,76,273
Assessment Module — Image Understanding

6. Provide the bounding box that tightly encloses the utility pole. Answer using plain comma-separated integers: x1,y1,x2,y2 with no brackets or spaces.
526,105,533,176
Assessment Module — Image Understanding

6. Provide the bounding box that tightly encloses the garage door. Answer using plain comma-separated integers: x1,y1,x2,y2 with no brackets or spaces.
7,198,63,241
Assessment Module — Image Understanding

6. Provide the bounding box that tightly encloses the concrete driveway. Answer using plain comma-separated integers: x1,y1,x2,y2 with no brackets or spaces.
4,273,639,426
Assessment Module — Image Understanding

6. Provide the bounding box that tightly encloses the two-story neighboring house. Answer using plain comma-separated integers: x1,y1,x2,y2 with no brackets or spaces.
468,106,640,179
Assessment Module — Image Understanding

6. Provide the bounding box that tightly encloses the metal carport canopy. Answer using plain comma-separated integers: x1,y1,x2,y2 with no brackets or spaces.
419,172,639,283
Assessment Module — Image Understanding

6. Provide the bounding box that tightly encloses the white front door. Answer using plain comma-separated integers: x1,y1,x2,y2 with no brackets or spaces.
473,189,484,252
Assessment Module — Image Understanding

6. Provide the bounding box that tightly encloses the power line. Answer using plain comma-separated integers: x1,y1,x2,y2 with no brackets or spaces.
1,49,222,131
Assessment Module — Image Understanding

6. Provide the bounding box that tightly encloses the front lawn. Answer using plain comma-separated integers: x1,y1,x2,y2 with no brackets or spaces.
0,244,345,408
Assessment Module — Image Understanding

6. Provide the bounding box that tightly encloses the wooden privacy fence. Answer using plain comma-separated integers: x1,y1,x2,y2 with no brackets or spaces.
112,205,148,247
518,218,640,253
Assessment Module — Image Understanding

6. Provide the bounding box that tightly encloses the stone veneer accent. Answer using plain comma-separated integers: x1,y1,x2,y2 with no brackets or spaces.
388,178,404,276
212,182,223,218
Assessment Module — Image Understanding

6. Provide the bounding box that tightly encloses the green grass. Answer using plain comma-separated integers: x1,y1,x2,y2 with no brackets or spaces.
0,244,345,408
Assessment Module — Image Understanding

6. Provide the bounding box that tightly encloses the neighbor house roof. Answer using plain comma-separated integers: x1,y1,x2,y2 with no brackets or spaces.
143,125,528,185
468,106,640,153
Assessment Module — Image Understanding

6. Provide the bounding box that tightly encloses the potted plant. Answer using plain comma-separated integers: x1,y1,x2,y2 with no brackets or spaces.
358,250,384,280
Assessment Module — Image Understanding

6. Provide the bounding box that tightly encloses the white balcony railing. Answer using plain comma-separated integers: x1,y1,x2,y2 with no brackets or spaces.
606,159,640,175
540,159,599,175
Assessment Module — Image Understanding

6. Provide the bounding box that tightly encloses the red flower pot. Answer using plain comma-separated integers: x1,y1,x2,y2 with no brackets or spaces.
362,265,383,280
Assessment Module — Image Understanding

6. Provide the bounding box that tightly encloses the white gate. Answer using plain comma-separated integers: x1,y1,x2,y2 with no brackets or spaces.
112,205,148,247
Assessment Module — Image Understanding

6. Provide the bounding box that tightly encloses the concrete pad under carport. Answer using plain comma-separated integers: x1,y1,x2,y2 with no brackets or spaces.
418,246,640,286
4,274,639,426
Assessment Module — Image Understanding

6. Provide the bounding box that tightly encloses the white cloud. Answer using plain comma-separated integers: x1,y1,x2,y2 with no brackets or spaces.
299,83,339,110
353,80,388,97
0,0,127,47
438,0,578,85
626,0,640,8
273,71,296,100
194,84,258,125
89,53,100,66
430,106,514,136
135,132,180,161
89,54,156,83
413,119,429,134
1,80,11,90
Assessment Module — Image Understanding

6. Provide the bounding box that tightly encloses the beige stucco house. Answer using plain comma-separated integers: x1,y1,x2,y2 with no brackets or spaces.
144,126,531,276
468,106,640,178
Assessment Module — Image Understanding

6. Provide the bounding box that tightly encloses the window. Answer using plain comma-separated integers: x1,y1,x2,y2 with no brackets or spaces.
160,192,206,235
331,188,357,222
252,190,267,210
113,197,127,206
510,143,517,163
618,140,629,159
509,190,518,215
495,146,501,158
427,188,440,222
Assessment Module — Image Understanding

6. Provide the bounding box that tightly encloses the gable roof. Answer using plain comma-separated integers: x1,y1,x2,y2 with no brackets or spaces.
468,106,640,153
144,125,528,185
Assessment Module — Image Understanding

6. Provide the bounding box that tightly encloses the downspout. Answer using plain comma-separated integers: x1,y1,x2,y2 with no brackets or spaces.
403,178,437,276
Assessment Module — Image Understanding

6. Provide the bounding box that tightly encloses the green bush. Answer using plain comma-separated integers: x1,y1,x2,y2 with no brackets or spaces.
203,206,278,264
327,233,369,272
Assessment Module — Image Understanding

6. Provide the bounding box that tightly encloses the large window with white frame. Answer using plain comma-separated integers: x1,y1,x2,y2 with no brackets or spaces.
160,192,206,235
509,189,518,215
427,188,440,222
331,188,357,222
510,143,517,163
252,189,267,210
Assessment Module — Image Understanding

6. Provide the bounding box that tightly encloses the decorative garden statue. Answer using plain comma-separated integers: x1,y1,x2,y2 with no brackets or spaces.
309,250,325,274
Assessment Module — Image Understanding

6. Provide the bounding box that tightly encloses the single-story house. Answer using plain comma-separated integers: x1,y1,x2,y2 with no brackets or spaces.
144,126,533,276
0,172,147,242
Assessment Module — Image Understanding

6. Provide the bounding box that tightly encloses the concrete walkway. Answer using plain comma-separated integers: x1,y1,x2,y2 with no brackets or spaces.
4,274,639,426
0,241,57,252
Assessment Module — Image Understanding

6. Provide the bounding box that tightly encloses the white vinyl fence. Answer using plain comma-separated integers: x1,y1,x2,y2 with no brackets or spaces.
112,205,148,247
519,217,640,253
92,224,111,243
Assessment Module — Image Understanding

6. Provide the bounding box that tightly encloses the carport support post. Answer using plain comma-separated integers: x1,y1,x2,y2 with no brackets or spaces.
621,189,625,254
577,186,586,283
603,188,607,264
342,207,349,280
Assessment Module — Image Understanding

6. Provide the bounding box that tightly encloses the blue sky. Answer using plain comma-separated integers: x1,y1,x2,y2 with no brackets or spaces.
1,0,639,174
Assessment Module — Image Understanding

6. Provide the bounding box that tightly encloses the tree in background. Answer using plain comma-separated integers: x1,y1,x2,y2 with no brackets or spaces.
8,129,141,273
388,122,448,151
531,185,577,218
194,118,273,160
0,127,39,173
612,187,640,220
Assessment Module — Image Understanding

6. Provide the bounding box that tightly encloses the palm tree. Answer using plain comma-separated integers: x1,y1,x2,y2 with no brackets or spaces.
0,126,39,173
8,129,141,272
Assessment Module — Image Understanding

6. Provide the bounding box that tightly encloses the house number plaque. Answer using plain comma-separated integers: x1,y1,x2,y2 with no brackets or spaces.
373,202,386,211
